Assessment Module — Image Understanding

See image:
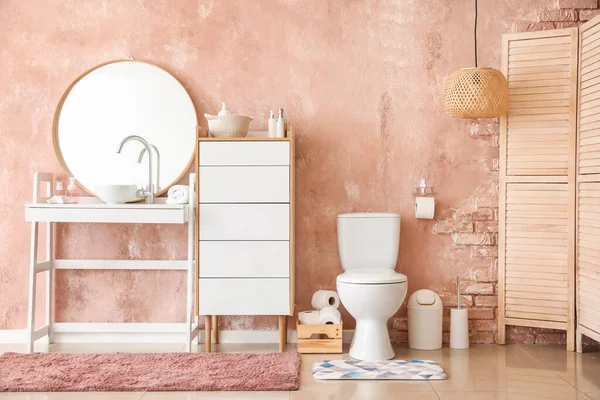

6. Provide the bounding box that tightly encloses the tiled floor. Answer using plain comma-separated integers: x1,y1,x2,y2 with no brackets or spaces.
0,342,599,399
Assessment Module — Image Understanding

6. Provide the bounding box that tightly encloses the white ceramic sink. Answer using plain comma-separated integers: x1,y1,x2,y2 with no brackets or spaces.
94,184,139,204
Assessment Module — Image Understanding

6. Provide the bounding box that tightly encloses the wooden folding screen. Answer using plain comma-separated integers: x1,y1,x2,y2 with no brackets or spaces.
499,28,578,351
576,17,600,350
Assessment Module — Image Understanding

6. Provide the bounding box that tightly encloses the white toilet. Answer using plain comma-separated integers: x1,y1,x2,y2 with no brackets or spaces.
336,212,407,361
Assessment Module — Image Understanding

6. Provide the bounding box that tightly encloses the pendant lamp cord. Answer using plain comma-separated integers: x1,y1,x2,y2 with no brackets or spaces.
474,0,478,67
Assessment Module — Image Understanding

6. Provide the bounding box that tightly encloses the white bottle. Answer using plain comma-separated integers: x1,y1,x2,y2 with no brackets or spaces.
276,108,285,138
268,110,277,138
55,181,64,196
218,102,231,116
66,177,79,204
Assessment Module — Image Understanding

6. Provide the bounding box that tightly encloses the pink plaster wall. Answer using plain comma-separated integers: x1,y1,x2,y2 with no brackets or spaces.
0,0,555,339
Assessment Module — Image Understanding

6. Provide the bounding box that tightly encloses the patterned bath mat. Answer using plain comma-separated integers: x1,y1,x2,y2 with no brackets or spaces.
313,359,448,380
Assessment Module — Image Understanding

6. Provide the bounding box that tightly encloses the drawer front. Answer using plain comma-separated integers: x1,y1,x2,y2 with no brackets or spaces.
199,241,290,278
199,166,289,203
199,278,290,315
199,204,289,240
199,141,290,166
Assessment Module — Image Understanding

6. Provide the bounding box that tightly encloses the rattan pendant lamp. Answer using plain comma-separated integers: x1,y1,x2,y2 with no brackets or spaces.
442,0,508,118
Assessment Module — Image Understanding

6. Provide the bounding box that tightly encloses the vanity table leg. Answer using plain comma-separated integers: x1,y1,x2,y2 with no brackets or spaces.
278,315,287,352
45,222,53,344
204,316,212,353
185,261,193,352
211,315,218,344
197,315,202,345
26,222,39,353
186,198,195,353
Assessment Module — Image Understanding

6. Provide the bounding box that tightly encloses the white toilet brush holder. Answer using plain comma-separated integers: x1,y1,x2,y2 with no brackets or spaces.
450,308,470,349
450,276,469,349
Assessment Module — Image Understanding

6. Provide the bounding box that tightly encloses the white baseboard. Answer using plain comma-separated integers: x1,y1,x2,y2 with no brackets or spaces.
52,323,196,344
0,329,27,344
0,324,355,345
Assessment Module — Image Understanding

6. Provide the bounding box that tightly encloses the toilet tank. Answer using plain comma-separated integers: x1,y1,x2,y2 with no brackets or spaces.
337,213,401,271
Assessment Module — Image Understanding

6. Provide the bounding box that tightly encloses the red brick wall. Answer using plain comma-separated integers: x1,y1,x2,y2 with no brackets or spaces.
515,0,600,32
390,0,600,347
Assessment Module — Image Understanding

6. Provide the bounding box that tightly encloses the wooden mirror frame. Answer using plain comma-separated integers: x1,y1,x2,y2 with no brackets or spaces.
52,58,199,198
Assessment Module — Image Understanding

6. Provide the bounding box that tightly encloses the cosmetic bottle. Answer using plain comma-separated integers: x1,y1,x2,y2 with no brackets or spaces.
218,102,231,116
66,177,79,204
268,110,277,138
276,108,286,138
55,180,64,196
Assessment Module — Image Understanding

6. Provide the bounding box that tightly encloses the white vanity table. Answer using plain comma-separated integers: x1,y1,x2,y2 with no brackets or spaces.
24,172,199,352
24,58,200,353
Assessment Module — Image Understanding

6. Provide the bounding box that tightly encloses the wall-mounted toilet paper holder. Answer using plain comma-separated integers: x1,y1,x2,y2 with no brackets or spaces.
414,178,436,219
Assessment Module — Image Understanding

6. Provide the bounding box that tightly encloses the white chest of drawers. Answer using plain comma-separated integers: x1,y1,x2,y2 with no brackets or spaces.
196,136,295,352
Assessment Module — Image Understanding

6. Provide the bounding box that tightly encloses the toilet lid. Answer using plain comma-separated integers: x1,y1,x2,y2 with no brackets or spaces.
337,269,407,284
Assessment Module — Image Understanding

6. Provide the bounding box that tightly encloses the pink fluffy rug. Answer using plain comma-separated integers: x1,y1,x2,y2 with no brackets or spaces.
0,352,301,392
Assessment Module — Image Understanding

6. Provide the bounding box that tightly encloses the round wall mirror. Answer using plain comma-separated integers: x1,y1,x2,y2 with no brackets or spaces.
53,59,197,199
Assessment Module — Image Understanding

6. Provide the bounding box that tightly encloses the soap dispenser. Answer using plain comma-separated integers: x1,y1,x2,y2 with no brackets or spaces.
218,102,231,117
66,177,79,204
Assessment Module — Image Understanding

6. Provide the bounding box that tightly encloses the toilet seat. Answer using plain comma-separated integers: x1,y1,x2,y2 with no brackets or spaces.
337,268,407,284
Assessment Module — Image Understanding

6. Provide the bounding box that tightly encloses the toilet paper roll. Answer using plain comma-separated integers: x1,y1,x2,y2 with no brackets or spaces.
311,290,340,310
415,196,435,219
298,310,320,325
318,306,342,325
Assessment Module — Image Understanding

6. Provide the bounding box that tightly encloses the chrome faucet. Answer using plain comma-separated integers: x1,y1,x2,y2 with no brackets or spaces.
116,135,154,204
137,144,160,193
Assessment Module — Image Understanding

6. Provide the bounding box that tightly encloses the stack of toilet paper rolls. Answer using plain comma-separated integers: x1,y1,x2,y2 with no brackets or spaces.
298,290,342,325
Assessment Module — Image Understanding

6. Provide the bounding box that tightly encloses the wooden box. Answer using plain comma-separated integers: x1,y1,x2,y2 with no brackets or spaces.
297,320,343,354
